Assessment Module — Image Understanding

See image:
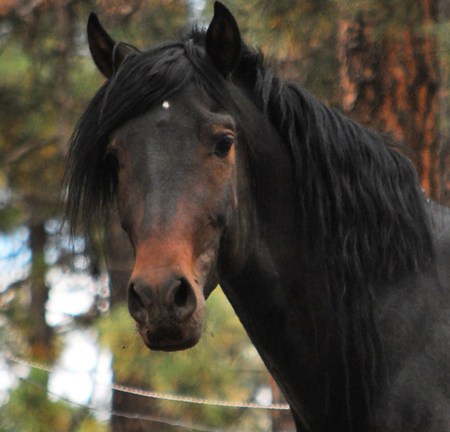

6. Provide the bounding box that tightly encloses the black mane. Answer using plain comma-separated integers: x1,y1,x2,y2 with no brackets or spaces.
245,55,435,416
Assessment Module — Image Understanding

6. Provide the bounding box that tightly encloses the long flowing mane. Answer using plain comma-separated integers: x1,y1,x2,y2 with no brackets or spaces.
233,39,435,418
65,25,436,423
242,46,436,418
265,68,435,290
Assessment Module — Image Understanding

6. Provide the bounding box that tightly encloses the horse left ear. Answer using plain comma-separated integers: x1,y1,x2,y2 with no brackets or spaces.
87,13,140,78
205,2,242,78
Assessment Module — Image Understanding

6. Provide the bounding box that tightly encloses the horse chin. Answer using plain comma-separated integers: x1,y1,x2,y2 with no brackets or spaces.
145,334,201,352
136,319,203,352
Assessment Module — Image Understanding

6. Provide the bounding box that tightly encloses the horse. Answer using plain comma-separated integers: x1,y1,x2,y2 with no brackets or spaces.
65,2,450,431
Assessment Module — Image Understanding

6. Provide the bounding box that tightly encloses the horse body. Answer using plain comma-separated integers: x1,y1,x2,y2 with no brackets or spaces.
65,3,450,431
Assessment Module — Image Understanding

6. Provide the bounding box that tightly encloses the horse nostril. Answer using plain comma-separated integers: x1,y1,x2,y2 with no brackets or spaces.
128,276,197,323
173,279,188,307
128,282,142,305
171,278,197,320
127,281,148,321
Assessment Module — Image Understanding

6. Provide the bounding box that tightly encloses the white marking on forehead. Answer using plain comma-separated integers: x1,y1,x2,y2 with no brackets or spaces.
162,101,170,109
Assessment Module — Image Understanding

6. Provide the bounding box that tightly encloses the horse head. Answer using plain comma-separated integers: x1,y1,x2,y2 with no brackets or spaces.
85,3,249,351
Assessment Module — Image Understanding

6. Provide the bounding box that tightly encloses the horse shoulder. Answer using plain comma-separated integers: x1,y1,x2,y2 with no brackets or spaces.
375,263,450,431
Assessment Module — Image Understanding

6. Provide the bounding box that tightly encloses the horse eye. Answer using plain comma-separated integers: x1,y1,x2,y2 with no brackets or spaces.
214,135,234,157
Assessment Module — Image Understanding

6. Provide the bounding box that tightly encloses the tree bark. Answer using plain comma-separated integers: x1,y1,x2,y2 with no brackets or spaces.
270,377,295,432
28,222,54,361
104,207,134,307
439,0,450,205
338,0,445,202
55,0,75,146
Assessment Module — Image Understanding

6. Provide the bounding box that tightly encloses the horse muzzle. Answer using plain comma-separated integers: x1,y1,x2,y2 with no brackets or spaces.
127,272,205,351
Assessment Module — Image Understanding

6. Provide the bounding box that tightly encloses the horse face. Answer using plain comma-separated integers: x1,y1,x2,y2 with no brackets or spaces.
85,1,243,351
107,88,239,350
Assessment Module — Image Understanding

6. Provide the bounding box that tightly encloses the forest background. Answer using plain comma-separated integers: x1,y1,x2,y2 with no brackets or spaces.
0,0,449,431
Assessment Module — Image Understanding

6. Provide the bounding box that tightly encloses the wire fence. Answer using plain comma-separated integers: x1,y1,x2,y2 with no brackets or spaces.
0,351,290,432
15,375,226,432
0,352,290,412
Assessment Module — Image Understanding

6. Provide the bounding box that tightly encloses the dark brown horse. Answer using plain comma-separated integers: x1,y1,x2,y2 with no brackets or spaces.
65,3,450,431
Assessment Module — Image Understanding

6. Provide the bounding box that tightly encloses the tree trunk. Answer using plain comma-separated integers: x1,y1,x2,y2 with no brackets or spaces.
338,0,444,202
104,207,134,306
28,222,54,361
270,377,295,432
54,0,77,157
439,0,450,205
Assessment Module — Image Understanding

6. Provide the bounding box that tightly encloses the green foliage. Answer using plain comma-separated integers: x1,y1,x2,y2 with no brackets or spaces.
0,368,104,432
0,206,22,233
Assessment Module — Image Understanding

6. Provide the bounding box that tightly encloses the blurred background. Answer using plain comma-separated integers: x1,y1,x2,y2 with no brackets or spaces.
0,0,449,431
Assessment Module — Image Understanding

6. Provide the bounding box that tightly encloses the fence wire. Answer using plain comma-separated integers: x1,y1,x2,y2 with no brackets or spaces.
0,352,290,411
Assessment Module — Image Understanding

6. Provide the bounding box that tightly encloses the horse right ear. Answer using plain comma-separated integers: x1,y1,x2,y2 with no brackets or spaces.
205,2,241,78
87,13,139,78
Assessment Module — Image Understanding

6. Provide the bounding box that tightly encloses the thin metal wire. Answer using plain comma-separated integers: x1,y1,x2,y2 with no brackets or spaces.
0,352,290,411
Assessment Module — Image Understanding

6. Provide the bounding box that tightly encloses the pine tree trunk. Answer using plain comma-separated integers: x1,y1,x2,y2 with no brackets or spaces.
28,222,54,361
104,207,134,306
55,0,75,146
338,0,444,202
439,0,450,205
270,377,295,432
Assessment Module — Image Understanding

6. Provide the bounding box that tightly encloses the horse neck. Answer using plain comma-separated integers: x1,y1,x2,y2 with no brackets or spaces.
220,228,355,430
222,212,379,431
220,133,339,430
219,98,384,430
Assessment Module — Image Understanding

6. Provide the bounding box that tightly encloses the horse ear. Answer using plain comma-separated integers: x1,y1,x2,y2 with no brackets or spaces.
87,13,139,78
205,2,241,77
